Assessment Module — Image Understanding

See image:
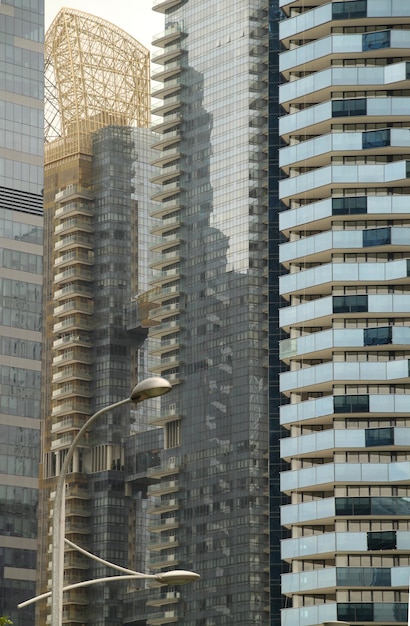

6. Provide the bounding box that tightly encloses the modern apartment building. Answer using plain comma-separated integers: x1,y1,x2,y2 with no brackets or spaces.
144,0,270,624
0,0,44,623
278,2,410,626
38,10,161,625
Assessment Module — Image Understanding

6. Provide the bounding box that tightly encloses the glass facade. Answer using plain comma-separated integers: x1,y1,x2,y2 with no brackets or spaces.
279,3,410,626
147,0,270,624
38,10,157,626
0,0,43,623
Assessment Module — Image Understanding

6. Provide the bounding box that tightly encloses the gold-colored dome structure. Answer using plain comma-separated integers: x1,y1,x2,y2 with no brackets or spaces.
45,8,150,161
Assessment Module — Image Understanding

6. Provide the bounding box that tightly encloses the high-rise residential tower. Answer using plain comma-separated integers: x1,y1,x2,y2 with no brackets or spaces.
145,0,270,624
0,0,44,622
279,3,410,626
38,9,160,625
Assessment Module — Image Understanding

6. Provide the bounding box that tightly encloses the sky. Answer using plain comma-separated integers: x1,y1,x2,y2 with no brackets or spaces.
45,0,164,51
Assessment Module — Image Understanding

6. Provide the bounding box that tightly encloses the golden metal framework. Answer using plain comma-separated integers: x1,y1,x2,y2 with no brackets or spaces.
45,8,150,162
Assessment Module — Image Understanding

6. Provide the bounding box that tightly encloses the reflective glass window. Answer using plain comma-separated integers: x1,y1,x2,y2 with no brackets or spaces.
364,326,392,345
337,567,391,587
362,129,390,150
332,1,367,19
338,603,373,622
336,497,371,516
363,30,390,51
332,196,367,215
365,427,394,447
367,531,396,551
333,394,369,413
332,98,367,118
333,295,368,314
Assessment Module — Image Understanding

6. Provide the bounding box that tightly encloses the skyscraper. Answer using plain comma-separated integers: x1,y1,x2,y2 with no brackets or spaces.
279,3,410,626
145,0,270,623
38,10,159,625
0,0,44,623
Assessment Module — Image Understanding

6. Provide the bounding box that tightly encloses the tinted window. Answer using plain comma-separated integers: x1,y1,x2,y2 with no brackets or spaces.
367,531,396,550
333,295,368,314
365,427,394,447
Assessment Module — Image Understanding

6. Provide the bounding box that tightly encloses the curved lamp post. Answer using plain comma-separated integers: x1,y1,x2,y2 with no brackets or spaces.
18,539,199,610
47,377,172,626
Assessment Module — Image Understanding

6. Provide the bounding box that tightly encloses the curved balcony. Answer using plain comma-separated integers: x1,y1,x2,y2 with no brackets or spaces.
54,267,93,284
153,0,184,13
279,1,410,47
281,602,407,626
51,416,85,434
281,427,410,462
151,181,182,203
280,31,410,78
52,383,92,400
282,495,410,528
152,60,182,83
280,128,410,173
52,366,92,384
147,591,181,608
147,610,181,626
54,234,93,252
279,160,410,205
152,42,182,65
148,283,180,304
147,496,179,515
151,162,182,185
151,197,184,219
149,318,181,339
51,433,85,451
282,531,410,561
53,315,93,334
281,461,410,494
280,326,410,363
152,95,182,118
52,333,91,350
52,348,92,367
279,195,410,236
280,294,410,332
280,62,410,110
148,516,179,532
55,185,94,204
152,23,183,48
152,113,182,135
279,258,410,299
150,231,181,253
152,78,181,100
152,129,181,151
55,217,93,235
280,393,410,428
152,146,181,168
148,302,180,322
150,354,181,374
149,551,179,569
280,358,410,395
279,97,410,143
54,283,93,302
150,249,181,271
280,227,410,267
51,399,91,417
54,250,93,268
54,298,94,317
55,202,93,219
282,567,410,596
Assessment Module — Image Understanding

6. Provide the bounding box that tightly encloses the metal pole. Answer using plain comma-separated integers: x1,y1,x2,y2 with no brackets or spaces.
50,397,131,626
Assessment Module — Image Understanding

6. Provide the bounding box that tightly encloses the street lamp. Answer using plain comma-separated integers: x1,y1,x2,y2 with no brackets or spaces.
18,538,199,610
48,377,172,626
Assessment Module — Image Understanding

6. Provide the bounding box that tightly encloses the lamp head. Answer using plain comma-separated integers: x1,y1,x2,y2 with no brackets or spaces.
154,570,200,585
130,377,172,403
